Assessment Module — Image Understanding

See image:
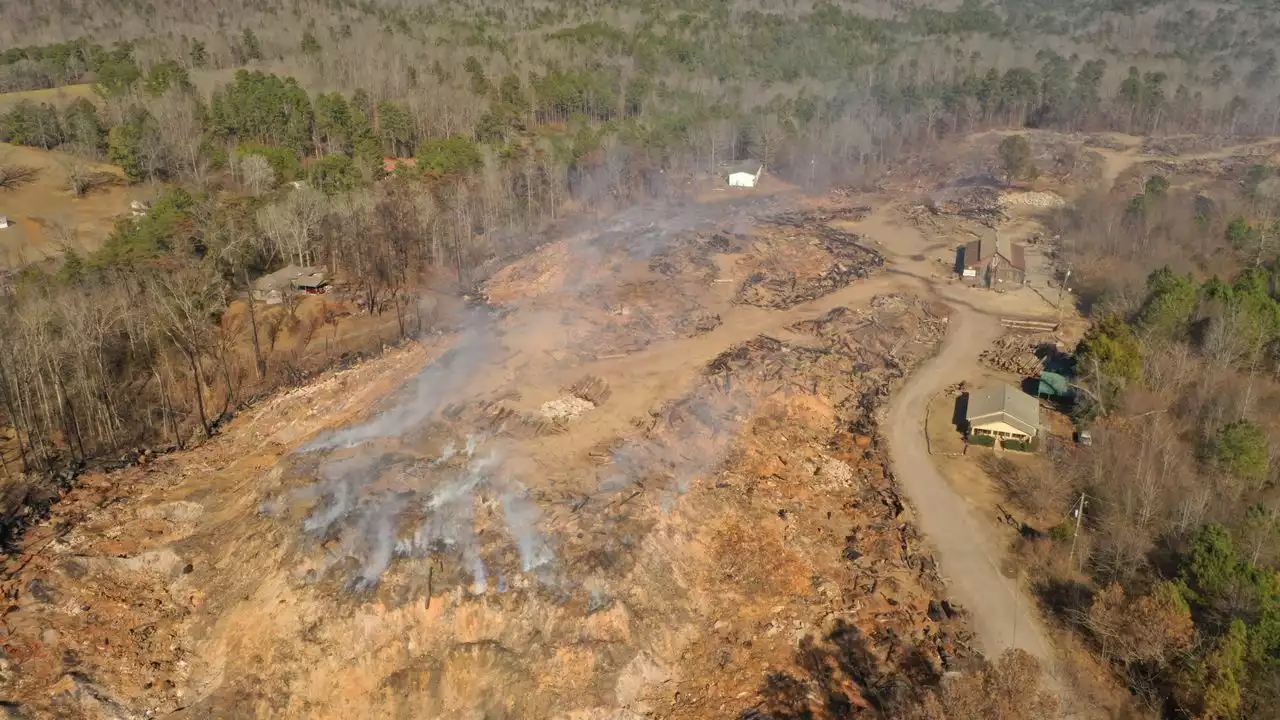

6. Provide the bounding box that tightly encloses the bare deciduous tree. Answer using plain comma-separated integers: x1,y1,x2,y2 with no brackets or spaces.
257,187,327,267
239,154,276,195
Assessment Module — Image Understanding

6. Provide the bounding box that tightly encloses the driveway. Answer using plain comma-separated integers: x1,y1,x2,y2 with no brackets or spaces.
884,304,1057,662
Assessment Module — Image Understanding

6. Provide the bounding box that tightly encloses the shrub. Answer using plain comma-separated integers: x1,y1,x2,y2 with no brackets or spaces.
968,434,996,447
1003,438,1035,452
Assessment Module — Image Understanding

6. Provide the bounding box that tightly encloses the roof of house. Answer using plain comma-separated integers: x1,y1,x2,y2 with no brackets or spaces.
966,382,1040,437
962,231,1026,270
293,271,328,289
726,160,762,176
253,265,325,291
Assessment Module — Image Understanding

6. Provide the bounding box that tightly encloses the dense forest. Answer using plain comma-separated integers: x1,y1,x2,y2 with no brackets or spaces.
1,2,1280,712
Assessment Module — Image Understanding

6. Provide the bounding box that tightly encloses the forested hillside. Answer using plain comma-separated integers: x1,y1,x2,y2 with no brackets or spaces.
0,0,1277,556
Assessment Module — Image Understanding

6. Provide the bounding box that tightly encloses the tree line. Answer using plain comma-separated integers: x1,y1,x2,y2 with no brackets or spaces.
997,158,1280,716
0,0,1275,501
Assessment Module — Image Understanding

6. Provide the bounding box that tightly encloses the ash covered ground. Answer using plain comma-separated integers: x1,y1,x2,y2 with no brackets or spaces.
0,196,974,719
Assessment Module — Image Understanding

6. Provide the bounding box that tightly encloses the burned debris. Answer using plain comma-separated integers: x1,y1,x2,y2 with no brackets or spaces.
928,184,1005,225
735,213,885,309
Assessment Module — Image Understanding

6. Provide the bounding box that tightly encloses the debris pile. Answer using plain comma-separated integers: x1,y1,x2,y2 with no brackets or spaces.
687,293,979,700
1000,190,1066,208
927,185,1004,224
735,213,885,309
676,310,723,337
567,374,611,406
1140,134,1239,157
540,395,595,420
979,332,1056,376
1084,134,1129,151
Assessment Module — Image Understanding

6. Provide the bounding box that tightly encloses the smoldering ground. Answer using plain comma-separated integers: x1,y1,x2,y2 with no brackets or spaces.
270,201,774,595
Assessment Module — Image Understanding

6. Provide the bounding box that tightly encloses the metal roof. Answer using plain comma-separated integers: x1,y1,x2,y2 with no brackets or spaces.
963,230,1026,270
966,382,1040,436
253,265,326,291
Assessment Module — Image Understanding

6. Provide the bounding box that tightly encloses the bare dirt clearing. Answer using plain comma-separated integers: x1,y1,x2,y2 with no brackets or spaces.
0,143,136,268
3,194,983,718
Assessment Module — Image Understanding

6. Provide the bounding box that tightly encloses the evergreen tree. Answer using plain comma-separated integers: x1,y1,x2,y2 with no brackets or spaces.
242,28,262,61
376,101,414,156
1136,266,1198,340
301,31,322,57
62,97,104,152
1216,420,1270,483
997,134,1036,183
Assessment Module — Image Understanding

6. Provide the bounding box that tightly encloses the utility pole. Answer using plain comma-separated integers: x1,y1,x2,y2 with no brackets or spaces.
1067,492,1088,572
1056,266,1073,329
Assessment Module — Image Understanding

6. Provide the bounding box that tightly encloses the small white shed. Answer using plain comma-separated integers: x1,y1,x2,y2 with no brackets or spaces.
726,161,763,188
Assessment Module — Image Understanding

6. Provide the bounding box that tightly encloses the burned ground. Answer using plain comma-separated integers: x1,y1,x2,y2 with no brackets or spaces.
0,280,971,720
0,183,978,719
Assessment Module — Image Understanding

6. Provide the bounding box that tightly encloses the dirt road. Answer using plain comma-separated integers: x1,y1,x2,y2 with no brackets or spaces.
884,303,1056,662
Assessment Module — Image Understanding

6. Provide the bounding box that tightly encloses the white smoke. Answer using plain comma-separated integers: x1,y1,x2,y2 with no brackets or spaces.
281,202,781,594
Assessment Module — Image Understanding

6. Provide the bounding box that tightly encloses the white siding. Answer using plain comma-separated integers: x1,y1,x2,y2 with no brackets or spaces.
971,420,1032,440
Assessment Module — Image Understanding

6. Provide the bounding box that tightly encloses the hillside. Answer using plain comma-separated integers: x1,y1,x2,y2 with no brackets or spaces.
0,183,1026,718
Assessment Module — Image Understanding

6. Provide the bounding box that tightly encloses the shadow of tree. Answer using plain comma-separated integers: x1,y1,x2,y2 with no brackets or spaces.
1034,576,1094,626
746,620,940,719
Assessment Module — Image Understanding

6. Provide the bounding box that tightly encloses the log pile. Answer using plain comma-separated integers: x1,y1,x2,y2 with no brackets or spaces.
979,333,1055,376
735,212,885,310
567,375,612,406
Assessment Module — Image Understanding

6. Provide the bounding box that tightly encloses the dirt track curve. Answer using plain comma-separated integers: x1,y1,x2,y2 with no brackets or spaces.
884,303,1056,662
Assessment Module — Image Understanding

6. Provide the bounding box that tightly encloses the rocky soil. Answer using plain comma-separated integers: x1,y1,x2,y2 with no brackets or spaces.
0,196,974,719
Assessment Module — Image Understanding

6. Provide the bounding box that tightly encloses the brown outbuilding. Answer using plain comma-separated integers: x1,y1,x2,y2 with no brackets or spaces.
959,230,1026,287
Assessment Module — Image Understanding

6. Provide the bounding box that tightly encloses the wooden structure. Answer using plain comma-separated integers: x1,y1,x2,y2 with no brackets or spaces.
959,230,1026,287
252,265,328,304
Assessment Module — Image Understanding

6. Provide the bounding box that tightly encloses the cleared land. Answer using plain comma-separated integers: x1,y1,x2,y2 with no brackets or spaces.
0,142,137,268
7,129,1272,718
0,83,95,112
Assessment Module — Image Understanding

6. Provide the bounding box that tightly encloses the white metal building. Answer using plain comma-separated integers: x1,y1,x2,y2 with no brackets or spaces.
726,161,763,188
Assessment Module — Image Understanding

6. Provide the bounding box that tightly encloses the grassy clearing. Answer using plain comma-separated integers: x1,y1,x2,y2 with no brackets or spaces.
0,68,241,112
0,83,96,111
0,142,138,269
